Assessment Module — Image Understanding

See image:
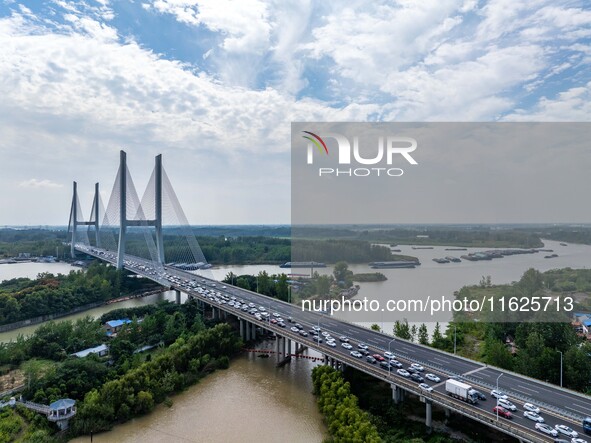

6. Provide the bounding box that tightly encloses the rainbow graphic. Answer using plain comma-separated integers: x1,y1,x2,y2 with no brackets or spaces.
302,131,328,155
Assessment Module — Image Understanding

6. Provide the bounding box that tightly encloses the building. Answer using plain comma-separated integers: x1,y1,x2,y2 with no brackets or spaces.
71,344,109,358
48,398,76,430
103,319,132,337
573,312,591,337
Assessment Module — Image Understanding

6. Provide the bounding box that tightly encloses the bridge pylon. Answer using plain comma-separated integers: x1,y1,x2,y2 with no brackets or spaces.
116,150,164,270
67,181,100,258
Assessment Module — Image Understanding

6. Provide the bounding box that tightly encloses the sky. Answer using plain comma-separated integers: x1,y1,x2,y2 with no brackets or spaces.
0,0,590,226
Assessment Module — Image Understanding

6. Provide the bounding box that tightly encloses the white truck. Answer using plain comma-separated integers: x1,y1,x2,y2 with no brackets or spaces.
445,379,478,404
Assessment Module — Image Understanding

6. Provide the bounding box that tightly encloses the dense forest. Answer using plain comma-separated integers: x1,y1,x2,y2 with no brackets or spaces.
0,301,241,441
0,263,158,325
312,365,381,443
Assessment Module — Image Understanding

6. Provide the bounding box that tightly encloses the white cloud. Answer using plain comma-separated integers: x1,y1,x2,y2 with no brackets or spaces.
504,81,591,121
19,179,63,189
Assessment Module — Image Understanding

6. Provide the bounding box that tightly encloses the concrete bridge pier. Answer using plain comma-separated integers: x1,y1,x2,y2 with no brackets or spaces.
425,399,432,432
287,339,291,356
282,336,286,358
245,321,251,341
251,322,257,340
175,289,181,304
324,355,329,365
239,319,245,340
391,384,403,404
276,335,281,363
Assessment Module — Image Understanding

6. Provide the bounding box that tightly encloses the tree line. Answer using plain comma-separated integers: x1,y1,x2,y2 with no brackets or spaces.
312,365,381,443
0,263,158,326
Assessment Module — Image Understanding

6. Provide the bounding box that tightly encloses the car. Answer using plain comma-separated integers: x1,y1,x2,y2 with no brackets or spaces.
312,336,323,343
288,316,293,322
410,363,424,372
270,319,277,324
425,373,441,383
341,342,353,350
384,351,395,359
273,312,281,317
523,403,540,413
397,369,410,377
366,356,377,364
326,341,336,347
497,398,517,411
299,330,308,337
321,331,331,337
490,389,508,400
350,351,363,358
277,322,286,328
492,406,512,419
295,323,302,329
572,438,589,443
359,349,370,356
535,423,558,437
410,373,424,383
308,329,317,335
358,343,368,350
523,411,544,422
290,327,299,333
312,326,321,332
473,391,486,401
406,366,417,374
389,360,403,368
419,383,433,392
555,425,578,438
380,360,391,369
339,336,350,343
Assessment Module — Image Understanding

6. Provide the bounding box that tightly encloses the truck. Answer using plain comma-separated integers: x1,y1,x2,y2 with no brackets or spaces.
445,379,478,404
583,416,591,435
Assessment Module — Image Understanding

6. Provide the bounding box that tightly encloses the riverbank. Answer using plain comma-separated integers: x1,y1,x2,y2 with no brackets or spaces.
70,350,327,443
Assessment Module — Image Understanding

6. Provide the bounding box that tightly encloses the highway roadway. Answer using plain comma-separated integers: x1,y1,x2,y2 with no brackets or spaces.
76,245,591,443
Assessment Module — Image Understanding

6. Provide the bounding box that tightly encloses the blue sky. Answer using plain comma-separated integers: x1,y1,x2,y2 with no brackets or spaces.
0,0,590,225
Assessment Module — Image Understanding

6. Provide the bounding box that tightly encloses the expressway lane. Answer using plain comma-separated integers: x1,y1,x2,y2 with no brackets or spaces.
75,245,591,443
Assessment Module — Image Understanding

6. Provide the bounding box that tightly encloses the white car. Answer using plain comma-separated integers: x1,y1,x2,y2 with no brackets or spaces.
418,383,433,392
397,369,410,377
571,438,588,443
497,399,517,411
523,403,540,414
290,327,299,333
555,425,578,438
425,373,441,383
490,390,508,400
350,351,363,358
410,363,424,372
384,351,395,359
321,331,331,337
358,343,368,350
341,342,353,350
326,341,336,347
535,423,558,437
523,411,544,423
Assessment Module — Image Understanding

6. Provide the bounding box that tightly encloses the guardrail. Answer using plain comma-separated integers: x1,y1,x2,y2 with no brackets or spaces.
77,247,577,442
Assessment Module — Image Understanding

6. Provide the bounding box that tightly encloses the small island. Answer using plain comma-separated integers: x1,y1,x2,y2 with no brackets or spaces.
351,272,387,282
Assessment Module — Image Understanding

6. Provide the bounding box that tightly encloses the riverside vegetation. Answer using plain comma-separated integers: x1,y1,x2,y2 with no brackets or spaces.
0,302,241,441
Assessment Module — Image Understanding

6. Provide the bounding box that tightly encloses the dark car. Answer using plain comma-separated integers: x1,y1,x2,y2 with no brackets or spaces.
295,323,303,329
410,373,424,383
473,391,486,401
380,361,391,369
366,356,377,364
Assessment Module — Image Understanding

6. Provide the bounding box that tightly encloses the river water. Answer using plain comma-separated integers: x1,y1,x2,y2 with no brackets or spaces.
2,239,591,442
70,352,326,443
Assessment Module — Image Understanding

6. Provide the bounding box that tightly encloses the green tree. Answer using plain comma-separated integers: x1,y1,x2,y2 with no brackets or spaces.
393,319,411,340
370,324,381,332
417,323,429,345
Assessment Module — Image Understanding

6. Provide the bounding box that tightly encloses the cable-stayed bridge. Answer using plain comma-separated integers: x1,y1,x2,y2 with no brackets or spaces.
68,151,591,443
